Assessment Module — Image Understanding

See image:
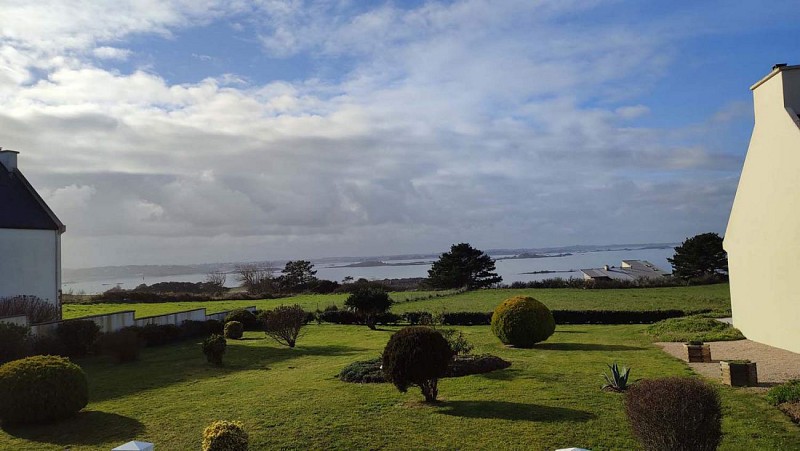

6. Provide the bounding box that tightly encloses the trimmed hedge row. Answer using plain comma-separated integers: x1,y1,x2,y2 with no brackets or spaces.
316,309,698,326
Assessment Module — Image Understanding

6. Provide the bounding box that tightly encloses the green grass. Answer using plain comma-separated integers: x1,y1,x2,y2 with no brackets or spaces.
63,285,731,320
0,323,795,450
646,317,745,342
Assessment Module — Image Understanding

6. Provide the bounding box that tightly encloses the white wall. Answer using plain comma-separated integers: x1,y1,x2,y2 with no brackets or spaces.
725,67,800,354
0,228,60,309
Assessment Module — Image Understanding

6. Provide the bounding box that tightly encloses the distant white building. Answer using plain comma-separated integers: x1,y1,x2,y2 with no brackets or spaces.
580,260,667,281
0,150,65,315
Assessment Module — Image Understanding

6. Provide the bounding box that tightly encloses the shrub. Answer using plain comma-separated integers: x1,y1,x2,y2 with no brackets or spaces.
31,333,69,356
646,316,745,342
263,305,306,348
441,311,491,326
403,311,433,325
0,355,88,424
0,295,59,323
203,334,227,366
445,354,511,378
338,358,386,383
225,309,258,331
138,323,183,347
438,328,474,355
56,320,100,357
767,380,800,406
202,420,249,451
382,327,453,402
0,323,31,364
224,321,244,340
318,308,360,325
491,296,555,347
625,377,722,451
96,330,141,363
206,319,225,335
345,287,393,330
181,320,216,339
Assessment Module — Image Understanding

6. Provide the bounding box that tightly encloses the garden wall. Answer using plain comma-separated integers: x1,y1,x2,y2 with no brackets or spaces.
0,315,29,327
24,306,257,336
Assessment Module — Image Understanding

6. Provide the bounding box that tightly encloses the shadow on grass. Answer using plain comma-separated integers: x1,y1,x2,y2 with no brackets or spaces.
88,341,365,402
437,401,594,422
534,343,645,351
478,368,563,383
2,411,143,446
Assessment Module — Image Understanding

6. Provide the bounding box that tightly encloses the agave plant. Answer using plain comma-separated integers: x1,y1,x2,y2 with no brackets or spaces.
602,362,631,392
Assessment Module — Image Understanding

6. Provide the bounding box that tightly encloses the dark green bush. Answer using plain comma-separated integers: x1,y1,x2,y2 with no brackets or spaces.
224,321,244,340
345,287,393,330
0,355,88,424
317,308,359,325
31,333,68,356
491,296,555,347
338,358,386,383
767,380,800,406
96,330,141,363
202,420,248,451
56,320,100,357
382,326,453,402
203,334,227,366
0,323,31,364
205,319,224,335
625,377,721,451
445,354,511,378
403,311,433,325
138,323,182,347
225,309,258,331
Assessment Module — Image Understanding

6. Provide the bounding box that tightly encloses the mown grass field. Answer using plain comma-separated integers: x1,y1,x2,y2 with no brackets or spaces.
63,284,732,320
1,323,795,450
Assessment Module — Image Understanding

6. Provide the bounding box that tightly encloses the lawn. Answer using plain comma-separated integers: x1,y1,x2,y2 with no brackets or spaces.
63,284,731,320
1,323,795,450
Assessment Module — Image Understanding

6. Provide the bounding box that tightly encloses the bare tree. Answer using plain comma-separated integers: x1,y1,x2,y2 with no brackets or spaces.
204,271,227,293
0,296,59,323
263,305,306,347
234,263,276,294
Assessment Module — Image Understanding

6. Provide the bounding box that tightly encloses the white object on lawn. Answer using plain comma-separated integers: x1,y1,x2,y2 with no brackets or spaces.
112,441,154,451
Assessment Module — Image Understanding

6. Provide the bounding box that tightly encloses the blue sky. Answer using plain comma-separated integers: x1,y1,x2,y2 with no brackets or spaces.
0,0,797,267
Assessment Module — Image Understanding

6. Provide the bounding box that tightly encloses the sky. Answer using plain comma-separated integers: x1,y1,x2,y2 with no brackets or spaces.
1,0,797,268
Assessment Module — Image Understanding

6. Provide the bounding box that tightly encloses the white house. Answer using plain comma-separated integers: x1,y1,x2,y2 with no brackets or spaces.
724,64,800,354
0,149,65,316
580,260,667,281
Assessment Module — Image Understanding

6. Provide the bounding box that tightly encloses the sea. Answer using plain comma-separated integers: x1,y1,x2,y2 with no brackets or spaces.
62,247,676,295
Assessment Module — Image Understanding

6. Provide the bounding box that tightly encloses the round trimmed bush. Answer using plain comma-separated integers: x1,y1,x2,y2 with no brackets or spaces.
625,377,721,451
203,334,227,366
0,355,88,424
225,309,258,331
491,296,555,347
224,321,244,340
202,420,249,451
382,326,453,402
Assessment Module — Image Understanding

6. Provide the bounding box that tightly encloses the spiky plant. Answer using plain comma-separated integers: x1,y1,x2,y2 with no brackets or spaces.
602,362,631,392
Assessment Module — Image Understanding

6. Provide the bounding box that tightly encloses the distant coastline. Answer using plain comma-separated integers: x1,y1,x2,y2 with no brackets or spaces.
332,260,432,268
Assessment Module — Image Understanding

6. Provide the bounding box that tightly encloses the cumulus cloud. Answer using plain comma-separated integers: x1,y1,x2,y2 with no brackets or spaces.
0,0,760,267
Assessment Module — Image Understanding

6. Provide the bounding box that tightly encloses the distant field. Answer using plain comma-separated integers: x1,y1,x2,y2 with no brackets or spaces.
62,285,731,320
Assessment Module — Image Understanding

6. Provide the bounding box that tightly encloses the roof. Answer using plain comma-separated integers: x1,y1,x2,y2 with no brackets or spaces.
0,163,64,232
581,260,667,281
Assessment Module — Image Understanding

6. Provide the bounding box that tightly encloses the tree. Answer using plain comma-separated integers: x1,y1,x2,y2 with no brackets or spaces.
427,243,502,290
344,287,393,330
280,260,317,292
667,233,728,280
263,305,306,348
204,271,227,293
234,263,276,294
382,327,454,402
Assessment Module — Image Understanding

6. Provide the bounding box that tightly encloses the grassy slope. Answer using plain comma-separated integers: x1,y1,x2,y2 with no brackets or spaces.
63,285,731,320
1,323,795,450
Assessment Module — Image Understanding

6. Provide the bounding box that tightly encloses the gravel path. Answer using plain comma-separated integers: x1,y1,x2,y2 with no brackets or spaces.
656,340,800,390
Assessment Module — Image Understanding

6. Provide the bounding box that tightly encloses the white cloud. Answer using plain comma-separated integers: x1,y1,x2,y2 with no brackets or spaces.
92,47,132,60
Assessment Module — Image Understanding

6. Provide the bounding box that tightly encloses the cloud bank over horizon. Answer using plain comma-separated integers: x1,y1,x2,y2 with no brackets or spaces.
1,0,793,268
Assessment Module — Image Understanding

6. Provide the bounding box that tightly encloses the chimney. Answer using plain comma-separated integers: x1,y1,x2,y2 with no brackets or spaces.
751,63,800,118
603,265,609,271
0,148,19,172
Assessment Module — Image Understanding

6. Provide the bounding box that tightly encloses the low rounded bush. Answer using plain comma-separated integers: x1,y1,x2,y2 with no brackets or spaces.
0,355,89,424
96,330,141,363
0,323,31,364
224,321,244,340
56,320,100,357
625,377,721,451
382,326,453,402
491,296,555,348
445,354,511,378
203,334,227,366
338,358,386,383
202,420,249,451
767,379,800,406
225,309,258,331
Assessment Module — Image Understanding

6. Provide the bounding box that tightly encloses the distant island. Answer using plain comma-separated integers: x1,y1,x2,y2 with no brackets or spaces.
333,260,432,268
496,252,572,261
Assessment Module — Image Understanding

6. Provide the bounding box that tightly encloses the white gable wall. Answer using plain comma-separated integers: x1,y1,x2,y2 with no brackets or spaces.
724,67,800,354
0,228,61,313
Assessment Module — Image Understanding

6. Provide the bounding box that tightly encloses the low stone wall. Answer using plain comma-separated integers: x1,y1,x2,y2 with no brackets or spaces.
23,306,257,336
0,315,29,327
